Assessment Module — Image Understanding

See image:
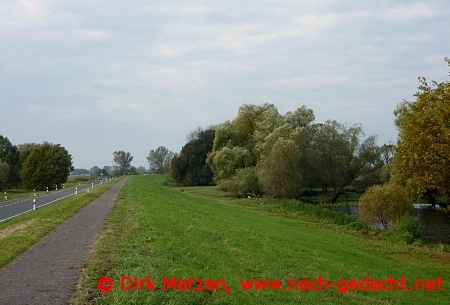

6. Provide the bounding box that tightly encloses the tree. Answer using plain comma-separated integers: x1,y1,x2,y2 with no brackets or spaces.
258,138,304,198
310,121,379,203
21,142,73,190
207,103,280,195
101,167,110,176
257,123,312,198
136,166,146,174
207,103,381,199
0,135,21,186
171,129,215,186
393,61,450,206
72,168,90,175
147,146,174,174
102,165,112,175
90,166,102,177
113,151,133,175
0,161,9,191
359,183,413,229
17,143,40,165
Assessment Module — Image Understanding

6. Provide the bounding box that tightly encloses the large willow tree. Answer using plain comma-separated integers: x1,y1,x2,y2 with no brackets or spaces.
393,58,450,206
207,103,380,201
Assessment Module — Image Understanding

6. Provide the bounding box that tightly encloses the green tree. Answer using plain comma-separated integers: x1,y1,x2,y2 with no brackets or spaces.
21,142,73,190
207,104,280,195
258,138,303,198
171,129,215,186
102,166,112,175
136,166,146,174
310,121,379,203
147,146,174,174
359,183,413,229
129,166,137,175
17,143,40,165
90,166,102,177
257,123,312,198
101,168,109,176
207,103,380,199
113,151,134,175
0,161,9,191
0,135,21,186
393,60,450,206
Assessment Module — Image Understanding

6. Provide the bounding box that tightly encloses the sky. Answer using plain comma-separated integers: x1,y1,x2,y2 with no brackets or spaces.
1,0,449,170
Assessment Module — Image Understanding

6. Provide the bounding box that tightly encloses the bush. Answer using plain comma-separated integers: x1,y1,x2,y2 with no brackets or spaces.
359,183,413,229
388,214,423,244
218,167,261,197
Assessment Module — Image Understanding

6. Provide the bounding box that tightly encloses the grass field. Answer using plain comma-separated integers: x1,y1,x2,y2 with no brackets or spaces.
0,178,120,269
72,175,450,304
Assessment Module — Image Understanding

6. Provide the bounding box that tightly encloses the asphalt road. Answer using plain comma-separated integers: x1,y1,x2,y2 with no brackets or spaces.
0,180,110,222
0,177,128,305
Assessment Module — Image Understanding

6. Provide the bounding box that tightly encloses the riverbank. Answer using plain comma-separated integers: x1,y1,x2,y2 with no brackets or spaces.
72,175,450,304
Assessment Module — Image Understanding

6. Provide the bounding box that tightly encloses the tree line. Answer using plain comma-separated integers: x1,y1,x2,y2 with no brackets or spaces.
0,138,73,191
159,105,389,203
210,104,386,202
161,58,450,211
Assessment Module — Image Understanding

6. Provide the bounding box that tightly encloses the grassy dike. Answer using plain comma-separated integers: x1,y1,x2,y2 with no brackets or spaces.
0,179,121,269
72,175,450,305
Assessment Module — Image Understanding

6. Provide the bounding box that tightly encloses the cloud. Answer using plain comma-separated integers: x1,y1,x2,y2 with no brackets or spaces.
383,3,438,20
1,0,450,168
267,74,353,88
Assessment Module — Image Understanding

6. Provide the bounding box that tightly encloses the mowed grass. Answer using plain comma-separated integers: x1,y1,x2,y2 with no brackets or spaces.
72,175,450,305
0,178,120,269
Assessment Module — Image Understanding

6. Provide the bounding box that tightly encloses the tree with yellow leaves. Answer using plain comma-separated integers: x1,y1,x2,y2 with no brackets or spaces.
393,58,450,207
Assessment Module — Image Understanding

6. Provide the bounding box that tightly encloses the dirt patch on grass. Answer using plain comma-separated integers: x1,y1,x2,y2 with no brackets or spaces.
0,220,36,240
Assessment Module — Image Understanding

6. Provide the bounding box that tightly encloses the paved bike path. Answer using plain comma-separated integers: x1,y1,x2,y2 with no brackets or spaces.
0,177,128,305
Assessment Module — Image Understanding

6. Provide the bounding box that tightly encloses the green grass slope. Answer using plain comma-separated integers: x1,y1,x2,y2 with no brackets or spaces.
72,175,449,305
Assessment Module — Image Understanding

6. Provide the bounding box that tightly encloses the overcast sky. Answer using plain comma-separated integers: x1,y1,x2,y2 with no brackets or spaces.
1,0,449,169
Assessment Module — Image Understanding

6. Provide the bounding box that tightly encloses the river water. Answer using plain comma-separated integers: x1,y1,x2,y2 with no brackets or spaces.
331,204,450,244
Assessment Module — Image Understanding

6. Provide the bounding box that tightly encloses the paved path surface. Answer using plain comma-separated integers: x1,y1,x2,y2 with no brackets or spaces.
0,177,128,305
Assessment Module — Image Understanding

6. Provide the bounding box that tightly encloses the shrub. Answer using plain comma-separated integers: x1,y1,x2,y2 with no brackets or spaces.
388,214,423,244
218,167,261,197
359,183,413,229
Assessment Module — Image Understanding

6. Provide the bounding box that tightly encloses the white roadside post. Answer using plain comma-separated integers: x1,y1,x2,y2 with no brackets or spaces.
33,198,36,210
75,187,78,195
33,189,36,197
91,182,94,188
56,183,58,191
4,192,6,200
46,186,48,193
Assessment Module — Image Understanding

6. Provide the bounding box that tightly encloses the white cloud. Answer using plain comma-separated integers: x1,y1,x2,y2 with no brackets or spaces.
383,3,438,20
